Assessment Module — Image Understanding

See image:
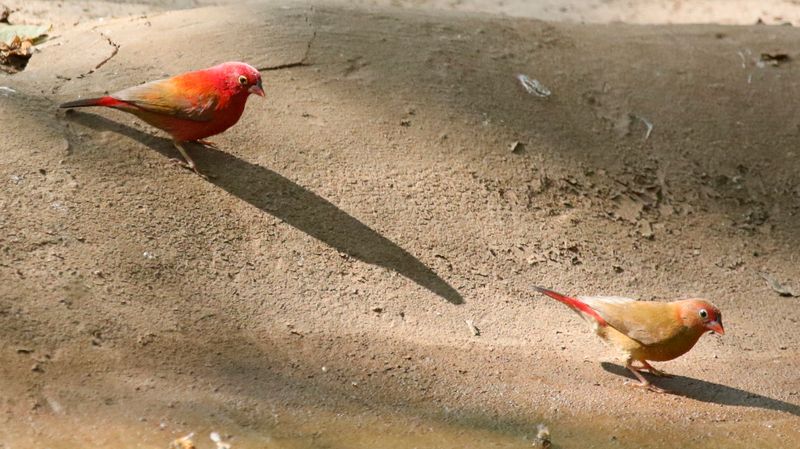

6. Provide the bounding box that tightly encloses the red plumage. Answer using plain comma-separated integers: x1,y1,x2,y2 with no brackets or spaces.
60,61,265,176
533,286,608,326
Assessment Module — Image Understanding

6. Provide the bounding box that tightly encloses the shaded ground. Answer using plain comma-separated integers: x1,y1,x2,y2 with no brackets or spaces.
1,1,799,448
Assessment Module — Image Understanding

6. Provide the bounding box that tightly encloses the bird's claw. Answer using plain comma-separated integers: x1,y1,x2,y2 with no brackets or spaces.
626,380,668,394
649,369,673,378
169,158,211,180
196,139,218,149
169,157,190,169
637,362,673,378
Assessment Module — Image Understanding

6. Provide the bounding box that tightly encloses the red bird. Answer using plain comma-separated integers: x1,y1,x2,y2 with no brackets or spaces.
59,61,265,176
533,286,724,392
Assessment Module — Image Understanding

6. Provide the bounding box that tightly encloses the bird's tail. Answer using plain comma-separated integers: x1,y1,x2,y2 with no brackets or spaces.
59,96,125,109
533,286,607,326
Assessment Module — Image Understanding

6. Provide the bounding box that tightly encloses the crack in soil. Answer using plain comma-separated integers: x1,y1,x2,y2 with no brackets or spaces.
259,8,317,71
50,32,120,95
77,33,120,78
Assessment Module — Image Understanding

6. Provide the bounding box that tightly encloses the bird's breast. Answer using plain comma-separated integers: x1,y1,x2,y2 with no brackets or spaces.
632,327,704,362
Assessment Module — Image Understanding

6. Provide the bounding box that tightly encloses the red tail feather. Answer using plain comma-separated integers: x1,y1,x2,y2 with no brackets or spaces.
59,96,127,109
533,286,608,326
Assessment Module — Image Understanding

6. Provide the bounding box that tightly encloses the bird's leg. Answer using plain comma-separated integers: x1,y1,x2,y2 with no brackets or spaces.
625,360,667,393
171,141,208,179
638,360,673,378
195,139,218,149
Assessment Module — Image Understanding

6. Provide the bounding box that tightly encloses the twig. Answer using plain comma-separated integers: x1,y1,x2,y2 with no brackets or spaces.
76,32,119,79
93,33,120,71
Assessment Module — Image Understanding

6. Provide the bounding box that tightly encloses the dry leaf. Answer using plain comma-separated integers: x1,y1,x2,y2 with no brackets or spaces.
0,23,50,45
169,433,196,449
759,273,797,297
0,23,49,73
0,35,32,73
760,53,790,66
612,195,643,223
532,423,552,449
465,319,480,336
210,432,232,449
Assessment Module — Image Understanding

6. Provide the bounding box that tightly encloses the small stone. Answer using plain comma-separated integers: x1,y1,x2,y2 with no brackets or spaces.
532,423,552,449
638,220,654,239
465,319,480,336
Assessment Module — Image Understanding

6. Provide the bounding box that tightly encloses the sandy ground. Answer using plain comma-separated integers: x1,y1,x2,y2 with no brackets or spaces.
1,1,799,448
355,0,800,25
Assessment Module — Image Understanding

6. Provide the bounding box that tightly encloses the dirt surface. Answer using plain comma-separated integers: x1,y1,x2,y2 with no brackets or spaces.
354,0,800,25
1,1,799,448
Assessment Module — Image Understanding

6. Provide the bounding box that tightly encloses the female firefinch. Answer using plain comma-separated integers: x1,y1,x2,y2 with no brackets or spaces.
534,286,724,392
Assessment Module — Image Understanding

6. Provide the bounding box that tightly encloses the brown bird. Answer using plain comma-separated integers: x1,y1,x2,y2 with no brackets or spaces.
534,286,724,392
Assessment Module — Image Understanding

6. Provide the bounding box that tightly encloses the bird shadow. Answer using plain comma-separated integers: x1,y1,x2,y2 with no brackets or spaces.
601,362,800,417
62,111,463,304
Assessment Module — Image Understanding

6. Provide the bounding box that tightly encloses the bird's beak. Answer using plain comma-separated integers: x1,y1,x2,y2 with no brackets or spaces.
249,79,265,97
707,320,724,335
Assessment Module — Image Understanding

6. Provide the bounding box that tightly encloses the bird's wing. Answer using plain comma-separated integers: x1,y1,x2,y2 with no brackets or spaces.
111,73,220,122
579,296,636,306
579,297,681,345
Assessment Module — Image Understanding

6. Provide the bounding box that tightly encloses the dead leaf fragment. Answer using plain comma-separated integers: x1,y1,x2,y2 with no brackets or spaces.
517,74,551,97
169,433,196,449
759,272,797,297
760,53,790,66
532,423,552,449
0,23,49,45
0,23,49,73
612,195,643,223
210,432,232,449
638,220,654,239
465,319,480,336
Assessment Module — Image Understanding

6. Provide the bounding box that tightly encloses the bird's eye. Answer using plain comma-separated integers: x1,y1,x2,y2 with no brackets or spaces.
699,309,708,319
238,75,248,85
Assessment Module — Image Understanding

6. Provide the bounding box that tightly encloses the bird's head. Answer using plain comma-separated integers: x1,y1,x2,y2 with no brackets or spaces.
221,62,264,98
680,299,724,335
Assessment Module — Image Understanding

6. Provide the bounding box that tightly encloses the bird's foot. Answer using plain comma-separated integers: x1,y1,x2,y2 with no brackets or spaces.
626,379,668,394
171,141,213,179
638,361,673,378
169,158,210,180
639,367,672,378
196,139,218,149
625,360,669,393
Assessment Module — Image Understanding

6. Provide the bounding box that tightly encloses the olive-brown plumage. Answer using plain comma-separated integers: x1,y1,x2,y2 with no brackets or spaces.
533,286,724,392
